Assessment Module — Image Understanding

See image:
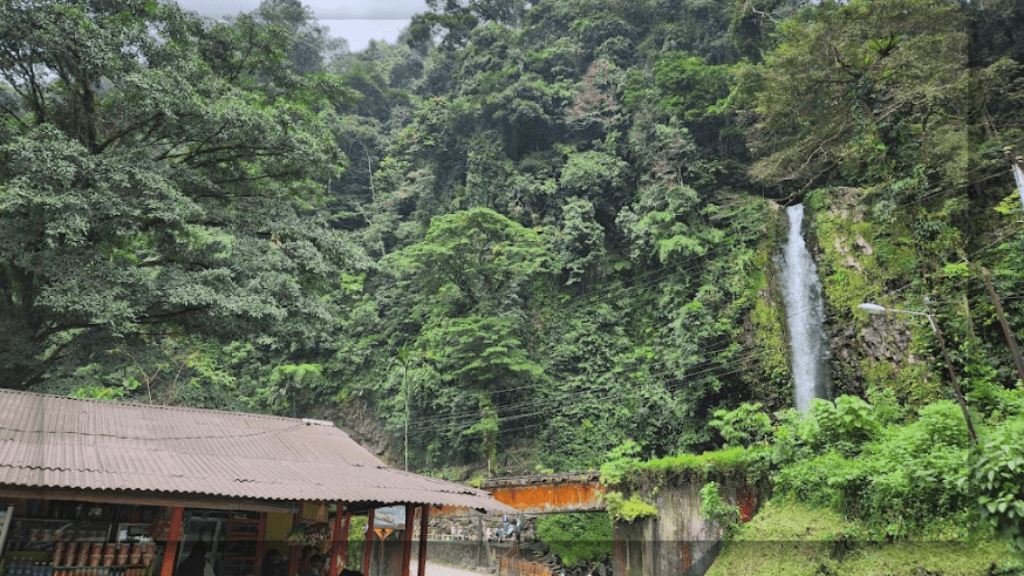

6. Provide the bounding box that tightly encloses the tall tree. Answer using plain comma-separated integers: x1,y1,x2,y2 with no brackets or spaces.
0,0,356,391
254,0,341,74
739,0,992,191
383,208,551,463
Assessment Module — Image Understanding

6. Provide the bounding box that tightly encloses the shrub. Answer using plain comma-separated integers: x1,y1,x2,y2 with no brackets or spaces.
775,400,973,538
536,513,613,567
700,481,741,539
710,402,772,447
604,491,658,522
969,417,1024,552
599,440,643,485
772,396,880,464
811,396,881,453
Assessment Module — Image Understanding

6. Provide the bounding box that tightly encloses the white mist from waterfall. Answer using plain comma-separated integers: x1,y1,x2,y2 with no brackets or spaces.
781,204,831,410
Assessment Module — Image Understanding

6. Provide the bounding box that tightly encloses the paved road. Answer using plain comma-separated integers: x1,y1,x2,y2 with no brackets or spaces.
409,562,494,576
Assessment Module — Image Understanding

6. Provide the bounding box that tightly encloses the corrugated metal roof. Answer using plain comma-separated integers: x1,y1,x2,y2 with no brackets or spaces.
0,389,511,512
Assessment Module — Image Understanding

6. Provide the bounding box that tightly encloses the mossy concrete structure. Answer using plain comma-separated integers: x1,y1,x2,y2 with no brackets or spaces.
613,478,769,576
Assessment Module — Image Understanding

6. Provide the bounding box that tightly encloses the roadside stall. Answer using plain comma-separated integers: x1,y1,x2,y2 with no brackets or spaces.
0,389,512,576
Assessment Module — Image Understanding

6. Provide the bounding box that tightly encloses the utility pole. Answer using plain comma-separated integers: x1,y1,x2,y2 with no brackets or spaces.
982,268,1024,385
392,345,412,471
924,302,979,446
859,303,978,446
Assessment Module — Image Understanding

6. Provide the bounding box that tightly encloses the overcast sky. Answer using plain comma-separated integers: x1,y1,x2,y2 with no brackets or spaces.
176,1,423,50
177,0,427,20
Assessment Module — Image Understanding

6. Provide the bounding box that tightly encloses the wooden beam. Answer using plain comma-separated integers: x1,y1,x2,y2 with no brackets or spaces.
363,509,375,576
159,507,184,576
416,507,429,576
400,505,414,576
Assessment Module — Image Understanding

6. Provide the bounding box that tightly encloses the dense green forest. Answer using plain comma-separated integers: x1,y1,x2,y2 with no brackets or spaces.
3,0,1024,552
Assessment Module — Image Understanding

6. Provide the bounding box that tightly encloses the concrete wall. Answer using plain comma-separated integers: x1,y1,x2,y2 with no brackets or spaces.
612,479,768,576
409,539,515,571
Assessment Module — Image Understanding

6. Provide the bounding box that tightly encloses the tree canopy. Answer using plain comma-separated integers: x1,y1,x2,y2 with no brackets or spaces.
0,0,358,392
4,3,1024,555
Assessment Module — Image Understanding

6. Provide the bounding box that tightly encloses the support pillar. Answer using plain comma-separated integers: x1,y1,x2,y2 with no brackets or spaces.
416,507,429,576
288,509,301,576
329,503,349,576
158,507,184,576
363,509,376,576
254,513,268,576
400,506,414,576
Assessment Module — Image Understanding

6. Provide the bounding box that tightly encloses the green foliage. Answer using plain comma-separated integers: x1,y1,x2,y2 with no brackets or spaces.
559,149,631,200
770,397,883,463
601,441,759,498
599,440,644,485
604,491,658,523
4,0,1024,531
0,0,355,393
865,386,908,426
242,363,325,415
969,418,1024,552
639,447,755,481
741,0,980,189
552,197,606,287
812,396,881,453
775,398,975,539
707,498,1015,576
70,384,128,401
535,513,613,567
386,208,552,314
710,402,772,447
617,182,723,265
700,481,740,539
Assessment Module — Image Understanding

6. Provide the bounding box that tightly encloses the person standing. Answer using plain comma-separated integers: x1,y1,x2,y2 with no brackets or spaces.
176,542,215,576
261,549,285,576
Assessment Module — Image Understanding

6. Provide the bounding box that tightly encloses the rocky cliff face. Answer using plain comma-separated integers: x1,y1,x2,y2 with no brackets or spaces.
803,188,932,404
332,395,394,459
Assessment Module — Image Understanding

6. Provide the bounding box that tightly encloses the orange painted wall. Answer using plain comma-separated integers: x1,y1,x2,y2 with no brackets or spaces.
488,482,605,512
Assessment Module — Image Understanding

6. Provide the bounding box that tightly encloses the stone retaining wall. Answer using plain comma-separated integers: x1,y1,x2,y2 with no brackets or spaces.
613,478,770,576
409,539,516,571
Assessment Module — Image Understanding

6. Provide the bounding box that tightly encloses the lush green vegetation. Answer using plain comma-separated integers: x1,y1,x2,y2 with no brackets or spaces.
707,498,1017,576
535,513,613,568
4,0,1024,559
600,393,1024,561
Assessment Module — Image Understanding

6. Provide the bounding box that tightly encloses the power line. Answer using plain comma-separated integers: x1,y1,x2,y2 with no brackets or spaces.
385,172,1024,448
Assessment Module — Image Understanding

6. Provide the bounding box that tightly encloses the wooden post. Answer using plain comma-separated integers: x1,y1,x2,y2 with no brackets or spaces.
288,508,301,576
328,503,349,576
416,507,429,576
340,510,350,572
254,513,268,576
159,507,184,576
363,509,375,576
400,506,414,576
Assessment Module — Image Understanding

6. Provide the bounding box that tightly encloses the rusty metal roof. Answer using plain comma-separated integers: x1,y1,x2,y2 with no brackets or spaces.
0,389,512,512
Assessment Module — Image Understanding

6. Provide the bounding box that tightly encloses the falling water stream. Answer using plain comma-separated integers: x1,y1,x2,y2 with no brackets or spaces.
781,204,831,410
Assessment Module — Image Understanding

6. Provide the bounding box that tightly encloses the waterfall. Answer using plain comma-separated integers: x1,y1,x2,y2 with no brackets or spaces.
781,204,830,410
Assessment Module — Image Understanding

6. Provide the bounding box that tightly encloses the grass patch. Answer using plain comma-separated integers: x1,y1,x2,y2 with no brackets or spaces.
707,498,1020,576
603,445,761,490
